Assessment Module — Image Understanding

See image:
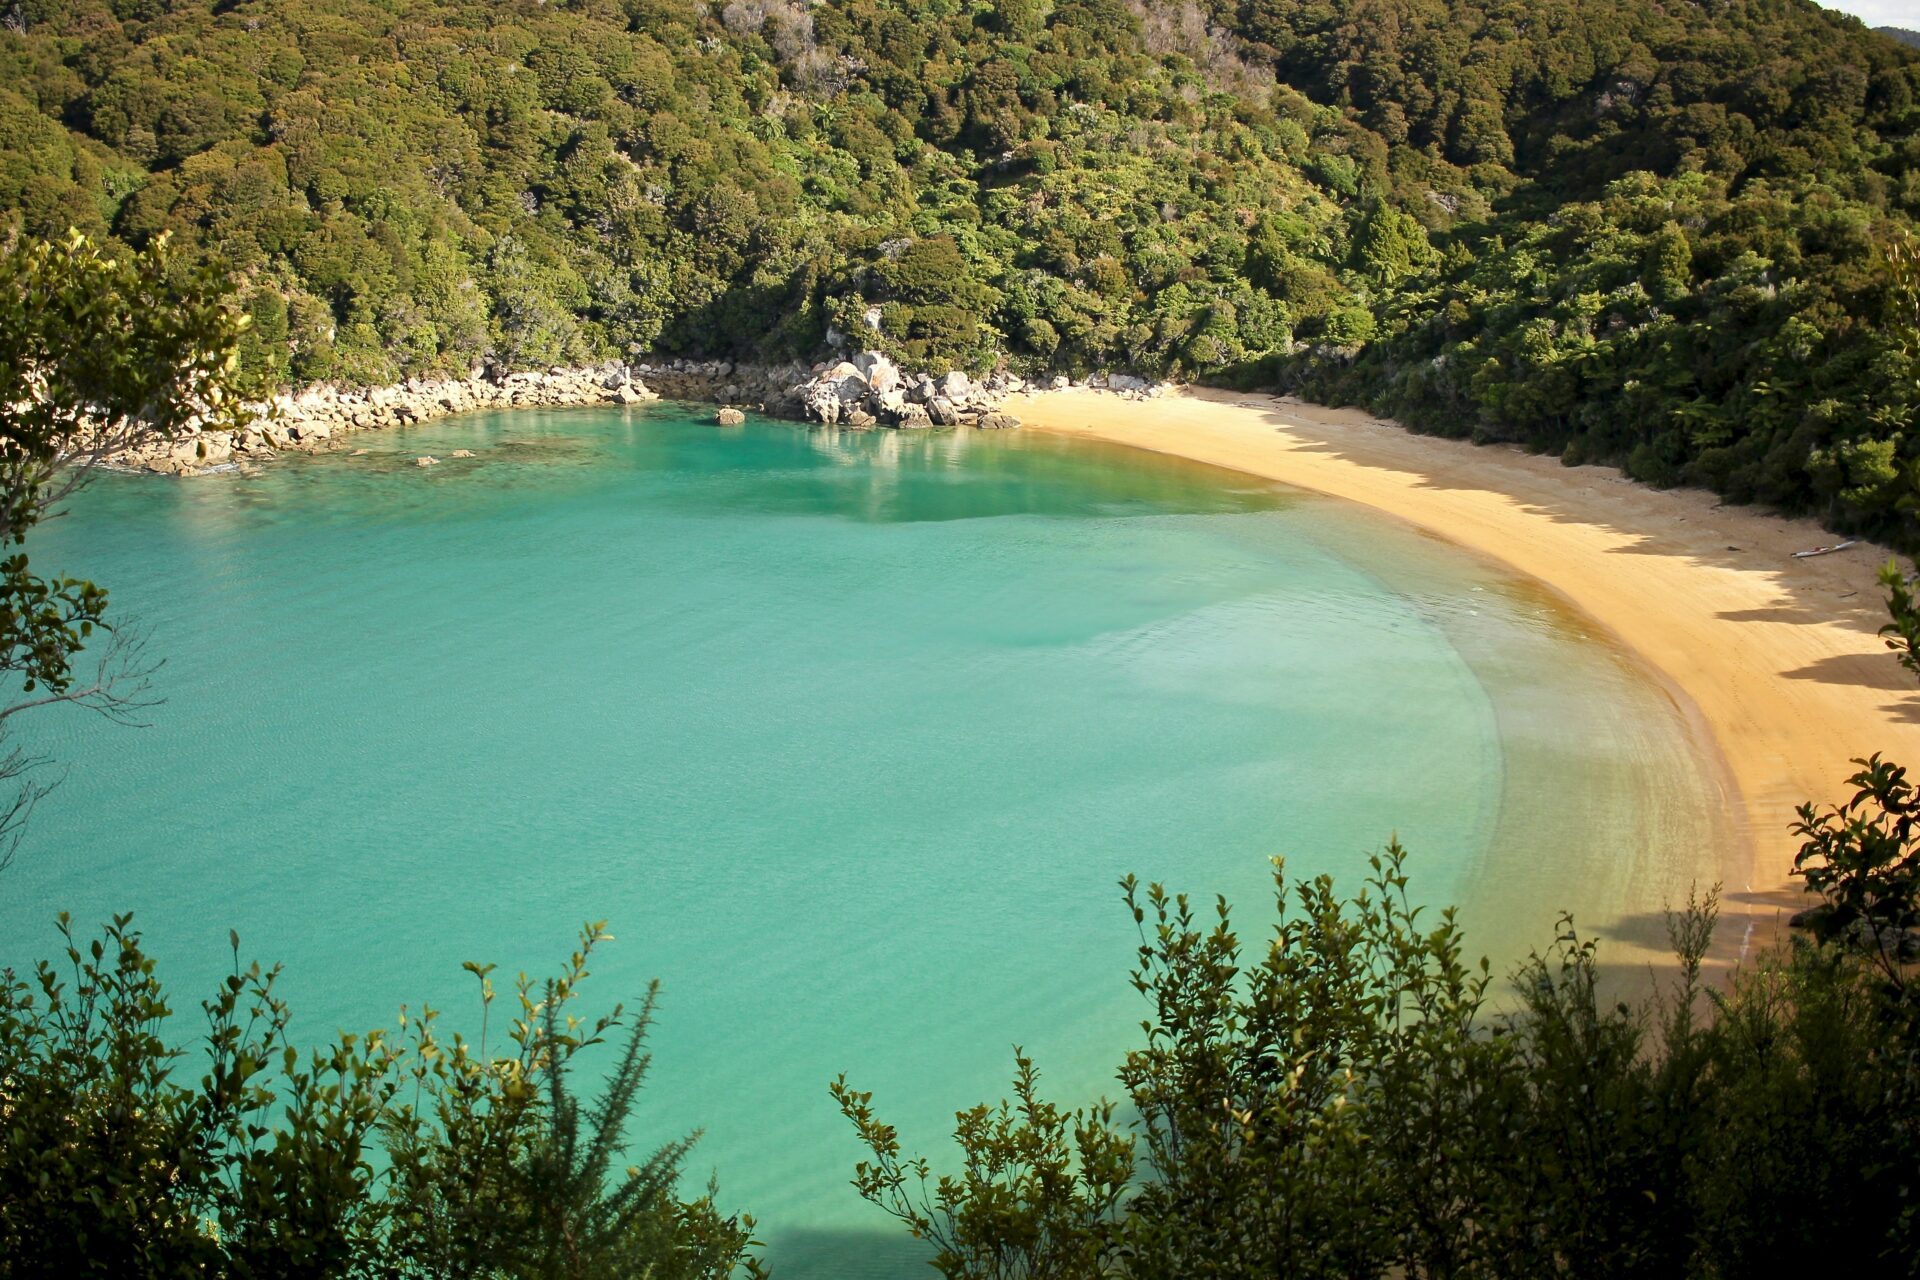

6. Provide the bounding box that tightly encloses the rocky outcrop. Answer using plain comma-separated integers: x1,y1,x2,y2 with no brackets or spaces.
633,359,812,416
785,353,1025,430
119,362,660,475
114,348,1169,477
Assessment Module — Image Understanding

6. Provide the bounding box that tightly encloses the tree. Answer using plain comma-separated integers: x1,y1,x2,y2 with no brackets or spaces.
0,917,763,1278
1792,557,1920,979
0,229,249,871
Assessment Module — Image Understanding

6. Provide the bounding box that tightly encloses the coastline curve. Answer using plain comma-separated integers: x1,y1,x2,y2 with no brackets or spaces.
1009,385,1920,962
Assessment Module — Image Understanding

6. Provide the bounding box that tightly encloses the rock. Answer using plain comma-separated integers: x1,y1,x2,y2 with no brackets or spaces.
450,449,476,458
715,407,746,426
415,456,439,467
1107,373,1149,393
845,408,877,428
927,396,960,427
894,404,932,429
976,411,1020,430
1048,374,1070,390
935,370,972,399
853,351,901,393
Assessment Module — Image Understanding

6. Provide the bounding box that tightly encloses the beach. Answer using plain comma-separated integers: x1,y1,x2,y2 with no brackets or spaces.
1011,386,1919,952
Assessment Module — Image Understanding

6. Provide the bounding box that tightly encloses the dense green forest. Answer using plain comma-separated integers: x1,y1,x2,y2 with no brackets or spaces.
3,0,1920,540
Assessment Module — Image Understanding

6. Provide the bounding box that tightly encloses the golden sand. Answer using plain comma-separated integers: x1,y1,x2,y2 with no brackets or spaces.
1011,386,1919,955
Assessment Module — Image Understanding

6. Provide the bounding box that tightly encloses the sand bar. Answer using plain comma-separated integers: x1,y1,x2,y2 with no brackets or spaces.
1010,386,1920,948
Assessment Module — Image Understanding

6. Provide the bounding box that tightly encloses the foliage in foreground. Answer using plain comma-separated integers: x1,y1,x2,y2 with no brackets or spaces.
838,846,1920,1279
0,230,248,870
0,920,760,1280
840,559,1920,1279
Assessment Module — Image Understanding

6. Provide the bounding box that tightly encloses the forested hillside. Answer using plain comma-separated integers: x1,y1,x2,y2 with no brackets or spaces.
2,0,1918,539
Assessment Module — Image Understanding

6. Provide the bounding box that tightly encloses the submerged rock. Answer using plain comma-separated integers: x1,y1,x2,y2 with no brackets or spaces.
715,407,746,426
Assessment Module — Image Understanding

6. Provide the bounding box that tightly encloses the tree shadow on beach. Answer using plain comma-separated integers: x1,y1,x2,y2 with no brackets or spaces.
1199,390,1897,638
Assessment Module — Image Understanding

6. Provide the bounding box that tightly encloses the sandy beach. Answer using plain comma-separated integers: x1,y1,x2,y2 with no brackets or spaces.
1011,385,1920,951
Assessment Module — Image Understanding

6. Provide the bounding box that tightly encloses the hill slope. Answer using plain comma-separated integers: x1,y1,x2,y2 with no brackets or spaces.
1,0,1918,541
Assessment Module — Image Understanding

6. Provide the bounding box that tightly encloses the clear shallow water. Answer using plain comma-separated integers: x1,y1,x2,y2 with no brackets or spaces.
0,405,1732,1274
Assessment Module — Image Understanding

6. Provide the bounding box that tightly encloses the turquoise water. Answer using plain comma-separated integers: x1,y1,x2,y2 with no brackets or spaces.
0,404,1733,1274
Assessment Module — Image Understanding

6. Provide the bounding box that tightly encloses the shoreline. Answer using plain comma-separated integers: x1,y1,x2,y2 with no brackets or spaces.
1008,385,1920,952
134,366,1905,952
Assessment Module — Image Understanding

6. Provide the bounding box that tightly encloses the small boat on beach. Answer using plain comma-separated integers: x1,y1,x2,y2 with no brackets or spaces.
1792,540,1858,559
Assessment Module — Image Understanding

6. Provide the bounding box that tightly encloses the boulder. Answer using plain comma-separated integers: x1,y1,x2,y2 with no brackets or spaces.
1107,373,1149,393
894,404,933,429
935,370,972,399
415,456,439,467
927,396,960,427
716,407,746,426
976,411,1020,430
451,449,477,458
853,351,901,392
845,407,877,428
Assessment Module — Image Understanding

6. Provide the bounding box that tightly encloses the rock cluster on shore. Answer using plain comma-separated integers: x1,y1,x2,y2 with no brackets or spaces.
115,351,1166,475
121,363,659,475
785,353,1021,430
